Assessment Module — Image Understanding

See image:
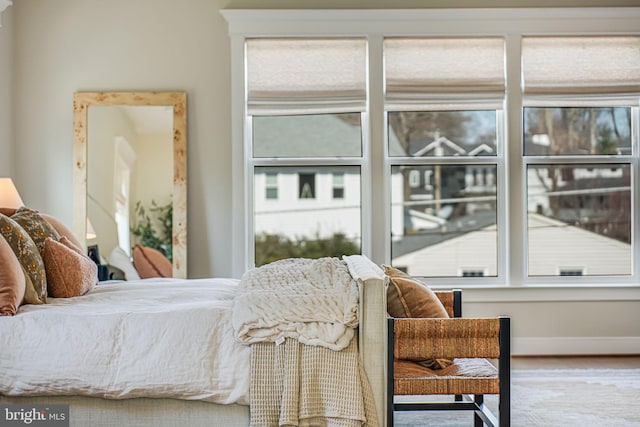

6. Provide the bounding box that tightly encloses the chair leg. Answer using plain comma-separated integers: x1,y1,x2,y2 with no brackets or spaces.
474,395,484,427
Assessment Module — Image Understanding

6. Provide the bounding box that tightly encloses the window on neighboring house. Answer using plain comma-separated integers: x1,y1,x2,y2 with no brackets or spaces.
560,268,585,276
462,269,487,277
332,173,345,199
298,173,316,199
265,173,278,200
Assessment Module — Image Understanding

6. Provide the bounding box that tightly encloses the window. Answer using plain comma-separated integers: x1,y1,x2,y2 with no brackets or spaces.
265,173,278,200
522,36,638,278
298,173,316,199
246,38,366,267
385,37,504,278
226,9,640,285
333,173,345,199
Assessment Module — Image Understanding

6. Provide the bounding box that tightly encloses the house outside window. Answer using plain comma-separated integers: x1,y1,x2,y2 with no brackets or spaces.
225,9,640,287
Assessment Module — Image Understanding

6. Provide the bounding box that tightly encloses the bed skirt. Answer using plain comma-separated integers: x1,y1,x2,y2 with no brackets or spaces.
1,395,249,427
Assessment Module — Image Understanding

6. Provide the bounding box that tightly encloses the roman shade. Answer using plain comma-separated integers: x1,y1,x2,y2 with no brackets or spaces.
384,37,506,109
246,38,367,115
522,36,640,97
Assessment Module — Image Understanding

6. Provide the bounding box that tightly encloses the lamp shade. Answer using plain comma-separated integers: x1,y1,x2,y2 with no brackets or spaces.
0,178,24,209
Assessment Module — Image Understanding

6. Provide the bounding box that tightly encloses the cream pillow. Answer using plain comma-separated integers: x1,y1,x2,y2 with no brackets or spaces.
108,246,141,281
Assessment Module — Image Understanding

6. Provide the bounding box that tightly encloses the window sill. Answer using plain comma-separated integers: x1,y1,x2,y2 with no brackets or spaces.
431,283,640,303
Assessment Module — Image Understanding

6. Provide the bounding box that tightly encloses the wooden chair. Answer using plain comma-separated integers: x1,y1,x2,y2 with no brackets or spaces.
387,290,511,426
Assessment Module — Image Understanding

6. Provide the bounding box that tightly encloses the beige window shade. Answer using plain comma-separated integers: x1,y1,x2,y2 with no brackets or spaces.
384,37,506,109
522,36,640,97
246,38,367,115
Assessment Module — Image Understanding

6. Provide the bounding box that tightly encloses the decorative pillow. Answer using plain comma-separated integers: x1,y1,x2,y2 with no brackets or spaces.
133,245,173,278
11,206,61,256
43,237,97,298
384,265,452,369
385,265,449,319
0,213,47,304
108,246,141,281
0,235,26,315
39,213,83,250
0,207,83,250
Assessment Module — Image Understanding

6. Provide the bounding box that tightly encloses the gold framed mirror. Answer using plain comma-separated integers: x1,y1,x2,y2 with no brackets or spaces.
73,92,187,278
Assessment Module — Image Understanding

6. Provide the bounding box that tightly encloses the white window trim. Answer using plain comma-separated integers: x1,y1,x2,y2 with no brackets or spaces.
222,7,640,300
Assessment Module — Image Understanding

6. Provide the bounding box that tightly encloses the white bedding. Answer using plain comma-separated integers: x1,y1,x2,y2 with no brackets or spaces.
0,278,251,405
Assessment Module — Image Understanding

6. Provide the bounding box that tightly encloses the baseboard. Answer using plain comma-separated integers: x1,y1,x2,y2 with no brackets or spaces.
513,336,640,356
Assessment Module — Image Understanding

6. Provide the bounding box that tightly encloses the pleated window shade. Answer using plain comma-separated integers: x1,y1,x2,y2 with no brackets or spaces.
522,36,640,97
384,37,506,109
246,38,367,115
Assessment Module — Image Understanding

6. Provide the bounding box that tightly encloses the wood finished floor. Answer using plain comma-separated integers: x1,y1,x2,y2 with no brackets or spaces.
511,355,640,369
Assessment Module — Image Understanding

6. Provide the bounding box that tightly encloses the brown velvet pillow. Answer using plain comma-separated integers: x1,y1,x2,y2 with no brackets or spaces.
384,265,453,369
11,206,61,256
0,235,26,315
0,213,47,304
385,265,449,319
43,237,97,298
132,245,173,278
40,213,83,251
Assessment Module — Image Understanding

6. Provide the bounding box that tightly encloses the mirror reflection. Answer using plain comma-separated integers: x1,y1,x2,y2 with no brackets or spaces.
73,92,187,279
87,105,174,266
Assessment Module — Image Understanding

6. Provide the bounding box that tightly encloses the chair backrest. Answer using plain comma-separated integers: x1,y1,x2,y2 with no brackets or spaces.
434,289,462,318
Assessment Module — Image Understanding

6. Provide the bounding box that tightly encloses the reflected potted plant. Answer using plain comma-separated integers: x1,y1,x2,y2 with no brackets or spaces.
130,200,173,261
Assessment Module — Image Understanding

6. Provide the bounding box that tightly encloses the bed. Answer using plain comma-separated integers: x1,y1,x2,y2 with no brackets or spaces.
0,255,387,427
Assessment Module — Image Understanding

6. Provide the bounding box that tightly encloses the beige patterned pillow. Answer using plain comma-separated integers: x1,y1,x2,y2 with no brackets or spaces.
0,213,47,304
12,206,61,257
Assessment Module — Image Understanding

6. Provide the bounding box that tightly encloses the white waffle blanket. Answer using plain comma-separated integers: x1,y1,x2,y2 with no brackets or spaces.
231,257,360,351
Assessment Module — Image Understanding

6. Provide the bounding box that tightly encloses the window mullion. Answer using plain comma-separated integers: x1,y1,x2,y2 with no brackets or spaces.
505,34,524,286
368,34,386,265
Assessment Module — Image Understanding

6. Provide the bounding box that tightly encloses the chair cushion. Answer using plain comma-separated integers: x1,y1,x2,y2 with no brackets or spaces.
393,358,499,395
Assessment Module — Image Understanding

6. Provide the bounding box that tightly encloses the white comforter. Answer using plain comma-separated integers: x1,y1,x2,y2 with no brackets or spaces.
0,278,251,405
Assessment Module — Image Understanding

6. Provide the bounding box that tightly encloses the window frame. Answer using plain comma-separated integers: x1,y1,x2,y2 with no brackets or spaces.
223,7,640,292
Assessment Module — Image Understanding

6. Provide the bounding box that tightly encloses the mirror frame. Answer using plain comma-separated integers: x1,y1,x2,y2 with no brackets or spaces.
73,91,187,278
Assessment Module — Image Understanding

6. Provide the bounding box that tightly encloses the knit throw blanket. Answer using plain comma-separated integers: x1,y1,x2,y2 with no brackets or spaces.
232,257,378,427
232,257,360,351
250,337,378,427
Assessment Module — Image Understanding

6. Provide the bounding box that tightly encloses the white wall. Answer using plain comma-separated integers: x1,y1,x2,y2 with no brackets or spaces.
0,6,13,178
2,0,639,355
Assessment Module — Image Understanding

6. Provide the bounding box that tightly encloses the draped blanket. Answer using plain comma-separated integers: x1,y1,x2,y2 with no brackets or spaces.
232,257,360,351
232,257,378,427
